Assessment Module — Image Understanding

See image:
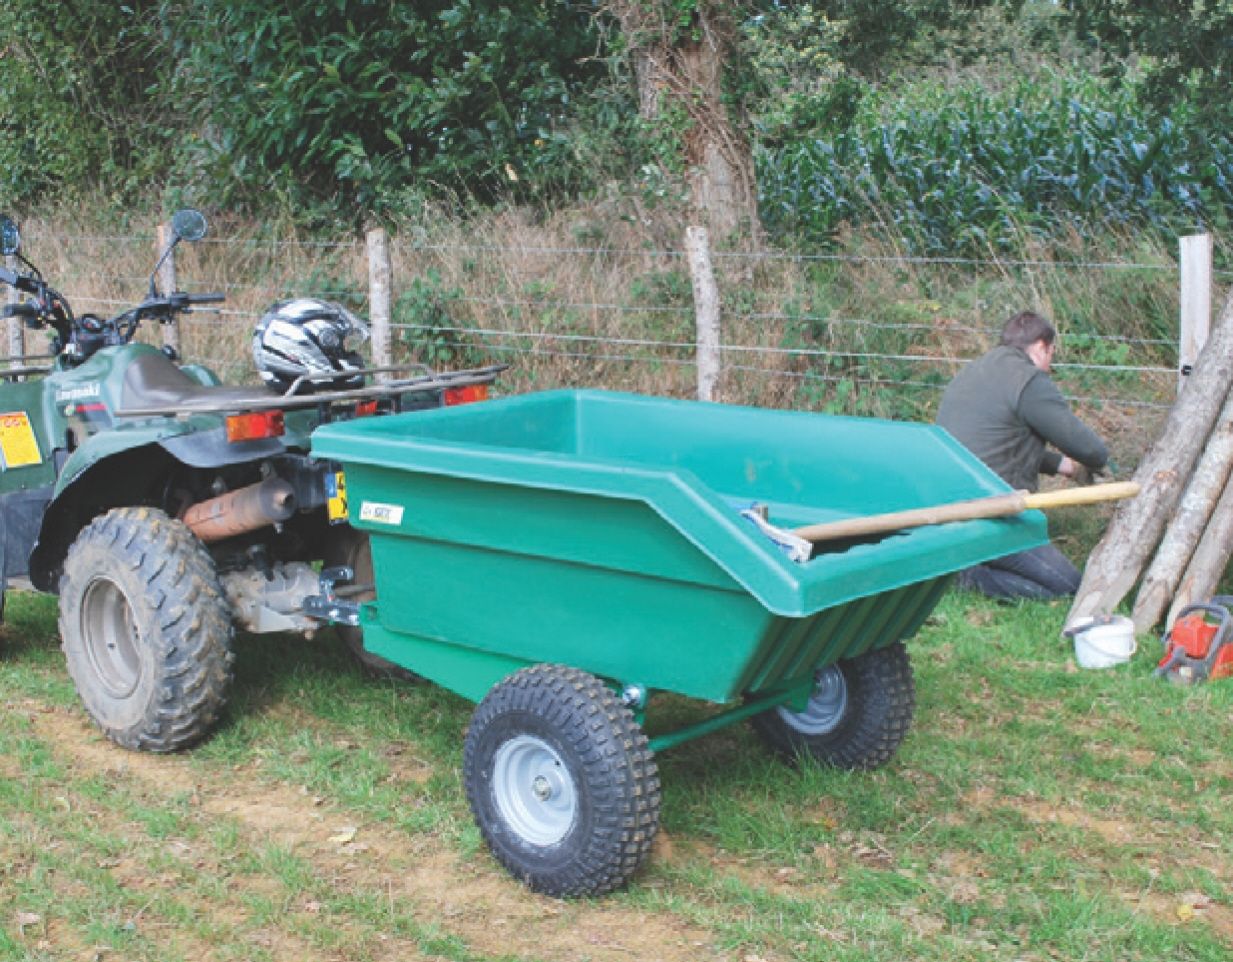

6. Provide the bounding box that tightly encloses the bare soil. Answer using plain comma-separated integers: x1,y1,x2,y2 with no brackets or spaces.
18,703,745,962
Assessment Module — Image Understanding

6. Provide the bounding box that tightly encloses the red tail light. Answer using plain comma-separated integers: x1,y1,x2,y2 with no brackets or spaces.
444,384,489,406
354,400,379,417
226,410,285,443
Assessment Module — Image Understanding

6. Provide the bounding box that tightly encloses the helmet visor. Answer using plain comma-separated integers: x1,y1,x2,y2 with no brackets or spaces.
333,303,370,349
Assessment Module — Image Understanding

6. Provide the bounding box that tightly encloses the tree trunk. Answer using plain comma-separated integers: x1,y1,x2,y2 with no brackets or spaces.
677,33,759,242
608,2,759,243
1165,475,1233,628
1131,392,1233,633
1064,289,1233,630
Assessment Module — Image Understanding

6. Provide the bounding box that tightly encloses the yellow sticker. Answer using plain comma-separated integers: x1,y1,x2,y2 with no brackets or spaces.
327,470,348,522
0,412,41,468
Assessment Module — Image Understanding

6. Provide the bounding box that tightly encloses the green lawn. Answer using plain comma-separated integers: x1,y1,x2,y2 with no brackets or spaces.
1,586,1230,962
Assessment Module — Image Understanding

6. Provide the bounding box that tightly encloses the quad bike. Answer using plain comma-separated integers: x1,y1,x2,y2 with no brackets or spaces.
0,209,502,751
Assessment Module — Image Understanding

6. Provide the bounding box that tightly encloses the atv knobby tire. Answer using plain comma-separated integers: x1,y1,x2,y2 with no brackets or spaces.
59,507,234,752
463,664,661,897
752,642,915,771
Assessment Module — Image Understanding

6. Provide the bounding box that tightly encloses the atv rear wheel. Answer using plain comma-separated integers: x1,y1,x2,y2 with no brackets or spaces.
60,507,234,752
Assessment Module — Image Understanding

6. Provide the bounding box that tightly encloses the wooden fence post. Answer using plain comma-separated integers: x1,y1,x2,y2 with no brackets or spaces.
156,222,181,357
366,226,393,378
5,254,22,365
1179,233,1212,393
686,226,720,402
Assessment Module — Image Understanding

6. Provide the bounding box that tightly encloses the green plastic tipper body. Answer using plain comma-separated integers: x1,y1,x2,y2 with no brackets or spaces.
311,390,1046,704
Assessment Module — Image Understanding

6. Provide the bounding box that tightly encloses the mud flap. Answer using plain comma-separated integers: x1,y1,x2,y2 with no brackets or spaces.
1,488,51,602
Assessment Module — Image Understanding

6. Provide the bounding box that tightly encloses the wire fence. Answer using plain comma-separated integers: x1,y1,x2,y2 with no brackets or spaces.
6,224,1200,433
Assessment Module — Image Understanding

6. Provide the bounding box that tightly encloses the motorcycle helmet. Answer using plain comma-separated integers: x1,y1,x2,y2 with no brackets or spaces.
253,298,369,393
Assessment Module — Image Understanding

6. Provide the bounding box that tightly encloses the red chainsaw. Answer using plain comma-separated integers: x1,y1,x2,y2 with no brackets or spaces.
1155,598,1233,684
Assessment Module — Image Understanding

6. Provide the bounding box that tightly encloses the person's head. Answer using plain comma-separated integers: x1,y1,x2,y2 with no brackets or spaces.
1000,310,1056,372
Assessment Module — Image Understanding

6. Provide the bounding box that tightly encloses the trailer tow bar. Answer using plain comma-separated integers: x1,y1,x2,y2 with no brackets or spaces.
303,566,361,627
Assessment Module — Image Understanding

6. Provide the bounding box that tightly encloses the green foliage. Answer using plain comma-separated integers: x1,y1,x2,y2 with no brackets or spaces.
394,270,476,367
737,3,853,144
758,70,1231,254
816,0,1024,79
0,2,176,204
1067,0,1233,132
163,0,617,218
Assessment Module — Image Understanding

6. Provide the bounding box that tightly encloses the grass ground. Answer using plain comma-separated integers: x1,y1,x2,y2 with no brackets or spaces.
2,584,1230,962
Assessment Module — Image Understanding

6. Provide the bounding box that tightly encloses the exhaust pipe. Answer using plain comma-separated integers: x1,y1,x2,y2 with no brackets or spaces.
182,478,296,543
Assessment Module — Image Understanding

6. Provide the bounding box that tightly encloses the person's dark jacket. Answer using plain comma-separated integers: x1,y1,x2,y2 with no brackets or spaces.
936,345,1107,492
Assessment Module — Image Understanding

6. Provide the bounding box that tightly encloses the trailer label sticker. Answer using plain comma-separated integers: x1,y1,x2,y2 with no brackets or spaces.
0,412,41,468
326,471,348,522
359,501,405,526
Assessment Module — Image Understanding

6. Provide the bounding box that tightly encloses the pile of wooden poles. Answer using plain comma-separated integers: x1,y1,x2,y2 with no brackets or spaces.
1067,291,1233,635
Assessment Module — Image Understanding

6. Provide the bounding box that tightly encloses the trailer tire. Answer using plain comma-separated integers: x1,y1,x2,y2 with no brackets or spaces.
59,507,233,752
463,664,660,897
752,642,915,771
323,529,418,682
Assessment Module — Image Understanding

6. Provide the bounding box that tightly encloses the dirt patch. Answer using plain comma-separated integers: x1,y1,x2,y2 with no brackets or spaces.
29,706,744,962
1130,890,1233,942
1011,797,1137,845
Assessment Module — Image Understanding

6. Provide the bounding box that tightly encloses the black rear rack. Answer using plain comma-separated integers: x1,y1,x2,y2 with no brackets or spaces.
114,364,508,418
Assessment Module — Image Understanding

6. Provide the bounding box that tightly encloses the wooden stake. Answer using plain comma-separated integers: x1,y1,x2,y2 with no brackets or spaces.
1132,392,1233,632
1179,233,1212,393
156,223,180,356
4,253,22,365
1166,476,1233,628
366,226,392,380
686,226,720,402
1066,289,1233,630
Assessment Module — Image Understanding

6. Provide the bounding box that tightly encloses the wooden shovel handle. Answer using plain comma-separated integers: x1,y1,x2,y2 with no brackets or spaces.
1021,481,1140,510
791,481,1139,544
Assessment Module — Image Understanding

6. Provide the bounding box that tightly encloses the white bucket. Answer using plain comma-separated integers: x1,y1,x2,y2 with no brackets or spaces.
1067,615,1137,669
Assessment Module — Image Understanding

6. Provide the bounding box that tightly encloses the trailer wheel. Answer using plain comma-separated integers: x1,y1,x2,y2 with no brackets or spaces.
752,642,915,771
59,507,233,752
323,529,418,682
463,664,660,897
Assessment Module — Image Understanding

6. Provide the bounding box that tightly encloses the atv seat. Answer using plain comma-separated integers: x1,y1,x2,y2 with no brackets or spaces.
120,349,276,414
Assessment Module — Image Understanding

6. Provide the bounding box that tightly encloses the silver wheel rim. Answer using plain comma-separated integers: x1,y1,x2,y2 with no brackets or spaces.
492,734,577,846
79,577,141,699
775,665,848,735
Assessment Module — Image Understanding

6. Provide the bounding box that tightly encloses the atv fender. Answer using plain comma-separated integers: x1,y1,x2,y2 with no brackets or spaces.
54,418,286,495
28,423,291,592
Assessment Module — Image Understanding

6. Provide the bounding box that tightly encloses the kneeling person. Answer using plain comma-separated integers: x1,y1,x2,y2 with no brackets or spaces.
936,310,1108,599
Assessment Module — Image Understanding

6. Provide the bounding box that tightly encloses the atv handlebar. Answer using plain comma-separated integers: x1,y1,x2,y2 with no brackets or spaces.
0,264,38,294
154,291,226,311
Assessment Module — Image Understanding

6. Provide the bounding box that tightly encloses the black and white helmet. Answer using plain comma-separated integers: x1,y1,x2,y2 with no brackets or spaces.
252,298,369,393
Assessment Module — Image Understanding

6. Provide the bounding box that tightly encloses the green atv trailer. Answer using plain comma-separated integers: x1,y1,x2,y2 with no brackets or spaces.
310,389,1047,897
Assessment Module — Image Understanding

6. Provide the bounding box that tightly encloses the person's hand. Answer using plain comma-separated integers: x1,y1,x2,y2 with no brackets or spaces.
1070,463,1093,486
1059,456,1093,485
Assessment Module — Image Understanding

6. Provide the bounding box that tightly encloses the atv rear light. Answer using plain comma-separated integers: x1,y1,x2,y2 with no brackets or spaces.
443,384,489,406
226,410,285,443
355,400,379,417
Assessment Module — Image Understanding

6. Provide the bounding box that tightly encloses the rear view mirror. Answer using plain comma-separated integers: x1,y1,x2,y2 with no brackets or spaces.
0,216,19,257
171,208,207,243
